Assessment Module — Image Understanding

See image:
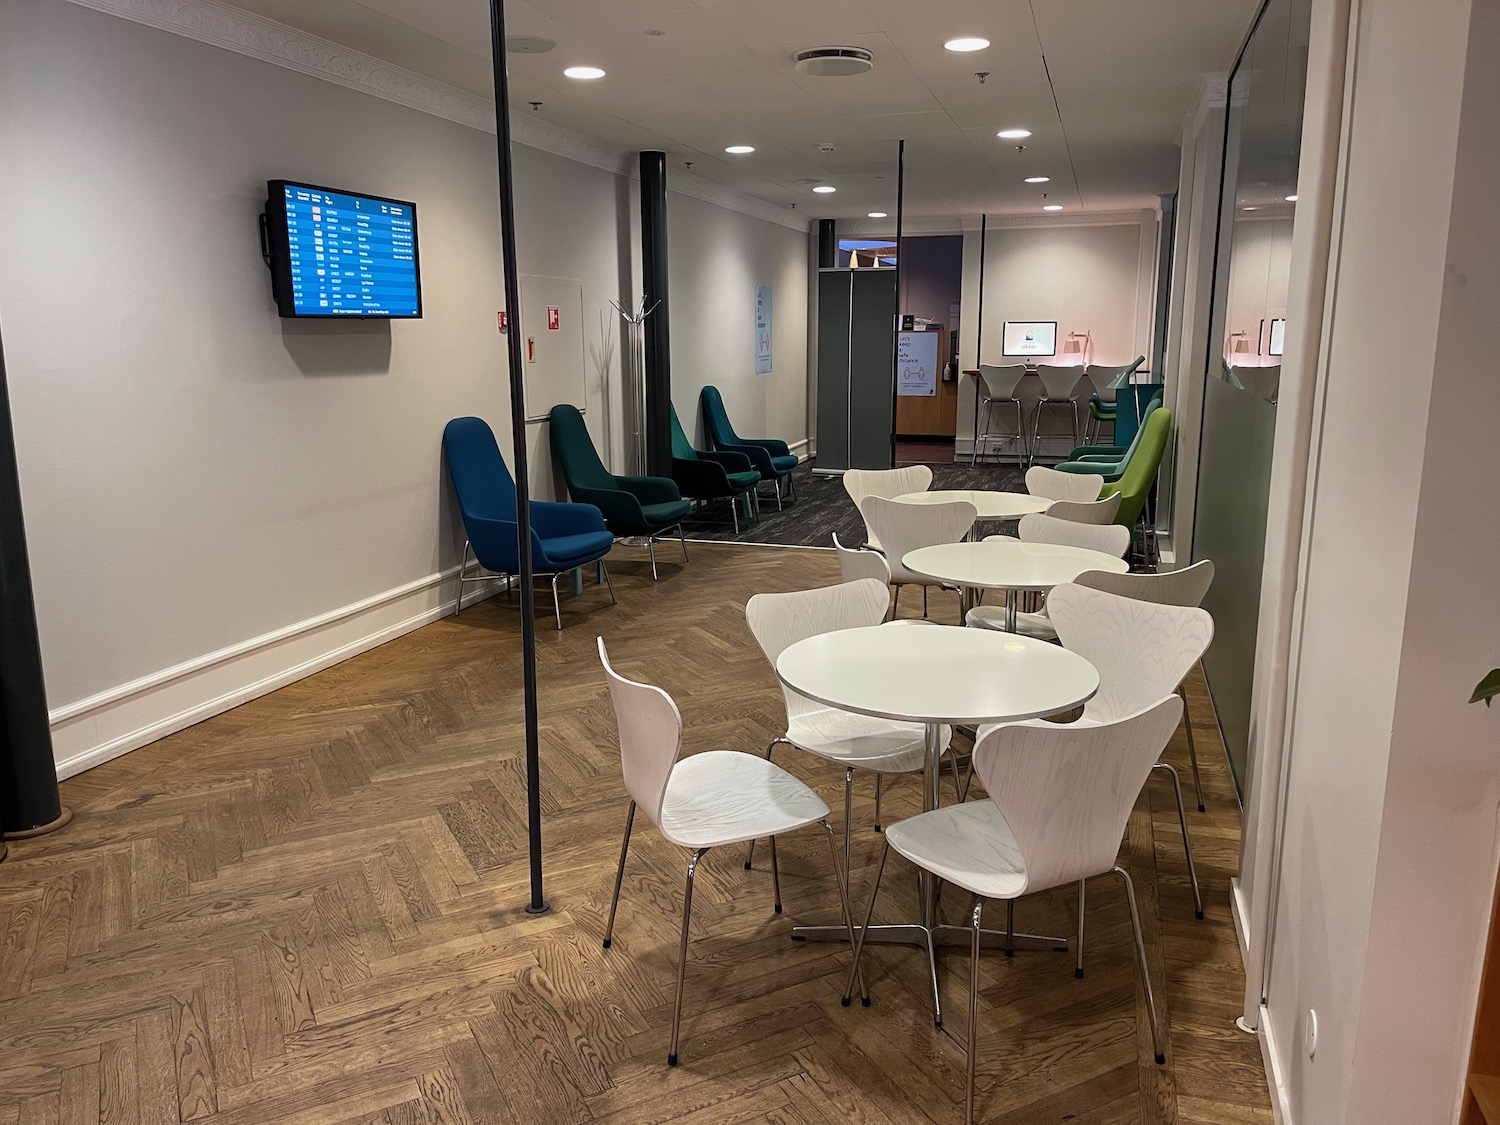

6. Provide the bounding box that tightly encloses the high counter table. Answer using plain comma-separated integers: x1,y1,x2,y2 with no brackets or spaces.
775,623,1099,1023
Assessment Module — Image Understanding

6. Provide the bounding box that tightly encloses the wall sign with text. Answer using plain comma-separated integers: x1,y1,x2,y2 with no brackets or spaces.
755,285,773,374
897,331,939,397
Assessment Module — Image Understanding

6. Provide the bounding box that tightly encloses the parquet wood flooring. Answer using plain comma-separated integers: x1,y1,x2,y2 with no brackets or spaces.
0,542,1270,1125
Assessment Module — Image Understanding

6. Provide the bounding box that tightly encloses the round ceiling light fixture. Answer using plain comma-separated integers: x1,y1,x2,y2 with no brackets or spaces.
1043,204,1064,211
563,65,606,80
1024,176,1050,183
793,46,875,77
812,185,837,194
944,36,990,52
506,37,557,54
868,211,888,218
724,145,755,154
997,128,1032,140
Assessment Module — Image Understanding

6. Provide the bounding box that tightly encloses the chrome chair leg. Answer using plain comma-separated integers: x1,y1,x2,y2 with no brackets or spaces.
601,562,617,605
647,536,659,581
1178,682,1206,812
1075,879,1086,978
843,767,856,889
730,498,739,534
1004,899,1015,958
668,848,707,1066
1153,761,1204,918
842,840,890,1005
455,540,474,617
774,478,784,511
602,801,636,949
890,585,901,620
966,900,985,1125
1113,865,1166,1065
922,586,929,618
873,773,883,832
744,738,792,870
550,572,564,631
768,834,781,914
822,819,869,1005
678,525,689,562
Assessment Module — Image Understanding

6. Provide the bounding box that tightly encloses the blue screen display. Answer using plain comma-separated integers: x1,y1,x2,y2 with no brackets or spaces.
282,185,418,316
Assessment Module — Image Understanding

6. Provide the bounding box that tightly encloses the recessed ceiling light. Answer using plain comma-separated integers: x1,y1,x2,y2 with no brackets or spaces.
563,66,606,80
813,185,837,194
997,128,1032,140
724,145,755,154
868,211,888,218
1243,206,1259,211
1285,194,1298,202
1042,204,1064,211
1024,176,1050,184
944,36,990,52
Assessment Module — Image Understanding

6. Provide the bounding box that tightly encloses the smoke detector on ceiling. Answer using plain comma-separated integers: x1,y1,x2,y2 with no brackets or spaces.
793,46,874,77
506,37,556,54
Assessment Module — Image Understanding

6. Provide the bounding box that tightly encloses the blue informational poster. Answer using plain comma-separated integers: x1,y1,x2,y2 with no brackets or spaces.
755,285,773,374
897,331,939,396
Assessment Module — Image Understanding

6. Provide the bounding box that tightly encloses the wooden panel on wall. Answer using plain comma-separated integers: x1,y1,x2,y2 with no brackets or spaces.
895,329,957,437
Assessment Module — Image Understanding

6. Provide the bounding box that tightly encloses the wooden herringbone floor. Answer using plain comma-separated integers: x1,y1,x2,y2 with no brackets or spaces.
0,542,1270,1125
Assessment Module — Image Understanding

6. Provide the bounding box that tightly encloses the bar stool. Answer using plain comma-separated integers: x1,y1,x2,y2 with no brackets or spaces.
970,364,1030,464
1028,365,1086,464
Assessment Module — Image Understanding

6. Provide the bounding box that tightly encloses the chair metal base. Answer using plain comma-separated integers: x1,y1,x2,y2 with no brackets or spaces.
453,540,615,628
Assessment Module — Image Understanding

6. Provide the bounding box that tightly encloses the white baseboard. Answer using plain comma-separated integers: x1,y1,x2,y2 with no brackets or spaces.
1231,876,1250,957
1258,1004,1294,1125
49,566,498,780
789,437,810,458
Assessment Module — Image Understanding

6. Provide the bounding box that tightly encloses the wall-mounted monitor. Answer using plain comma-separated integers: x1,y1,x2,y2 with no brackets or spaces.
1002,321,1058,357
261,180,422,318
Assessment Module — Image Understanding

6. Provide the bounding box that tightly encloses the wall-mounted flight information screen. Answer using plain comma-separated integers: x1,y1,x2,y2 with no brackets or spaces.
266,181,421,318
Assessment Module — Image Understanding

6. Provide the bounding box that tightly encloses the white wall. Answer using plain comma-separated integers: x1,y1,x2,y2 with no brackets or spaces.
1222,214,1295,365
956,217,1156,457
0,0,809,775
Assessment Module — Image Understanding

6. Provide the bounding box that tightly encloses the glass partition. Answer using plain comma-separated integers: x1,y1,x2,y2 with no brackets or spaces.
1193,0,1311,797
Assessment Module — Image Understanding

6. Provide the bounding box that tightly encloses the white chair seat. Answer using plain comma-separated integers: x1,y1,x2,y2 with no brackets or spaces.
786,709,951,773
884,800,1027,900
964,604,1058,640
658,750,829,849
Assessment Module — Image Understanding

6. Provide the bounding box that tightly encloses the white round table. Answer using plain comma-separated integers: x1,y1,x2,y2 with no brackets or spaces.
902,539,1130,629
776,624,1099,1013
893,489,1051,522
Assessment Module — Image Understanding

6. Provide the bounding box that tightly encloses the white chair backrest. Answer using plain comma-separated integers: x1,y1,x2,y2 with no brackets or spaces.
973,695,1184,894
832,532,892,585
597,637,682,826
1026,465,1104,503
1034,364,1085,400
978,364,1029,400
1046,584,1214,722
844,466,933,549
746,579,890,724
1074,559,1216,608
858,496,977,584
1086,363,1136,385
1017,512,1130,557
1046,492,1123,526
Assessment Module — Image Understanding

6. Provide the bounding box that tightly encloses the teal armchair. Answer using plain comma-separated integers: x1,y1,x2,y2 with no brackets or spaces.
1055,393,1163,480
549,404,692,579
670,405,759,533
700,385,798,509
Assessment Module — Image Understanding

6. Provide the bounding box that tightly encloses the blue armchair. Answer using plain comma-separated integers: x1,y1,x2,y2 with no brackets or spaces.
700,385,799,509
442,416,616,629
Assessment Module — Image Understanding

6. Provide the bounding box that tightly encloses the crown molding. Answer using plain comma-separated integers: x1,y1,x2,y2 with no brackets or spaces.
63,0,808,232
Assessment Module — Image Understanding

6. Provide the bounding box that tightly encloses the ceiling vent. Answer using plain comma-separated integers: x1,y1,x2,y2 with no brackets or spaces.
506,37,556,54
793,46,874,77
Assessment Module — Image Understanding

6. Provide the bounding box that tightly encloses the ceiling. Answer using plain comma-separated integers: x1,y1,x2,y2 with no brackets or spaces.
223,0,1259,219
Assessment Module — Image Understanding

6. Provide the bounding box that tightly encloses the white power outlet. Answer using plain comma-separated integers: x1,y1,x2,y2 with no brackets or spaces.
1305,1009,1318,1058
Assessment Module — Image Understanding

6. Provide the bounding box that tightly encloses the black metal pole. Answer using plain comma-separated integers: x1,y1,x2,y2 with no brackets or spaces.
0,324,67,840
976,213,987,363
817,218,837,269
887,139,905,468
640,152,673,479
488,0,547,915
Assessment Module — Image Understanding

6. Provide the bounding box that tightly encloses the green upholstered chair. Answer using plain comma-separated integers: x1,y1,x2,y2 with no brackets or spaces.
1054,393,1163,481
1111,407,1171,565
669,405,760,533
700,385,799,509
548,404,692,580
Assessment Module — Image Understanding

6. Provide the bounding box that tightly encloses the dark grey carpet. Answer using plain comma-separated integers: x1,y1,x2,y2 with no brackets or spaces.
680,458,1028,547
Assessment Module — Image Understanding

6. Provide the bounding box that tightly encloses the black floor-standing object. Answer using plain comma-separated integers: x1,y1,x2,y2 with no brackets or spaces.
488,0,547,915
640,152,672,479
0,321,68,851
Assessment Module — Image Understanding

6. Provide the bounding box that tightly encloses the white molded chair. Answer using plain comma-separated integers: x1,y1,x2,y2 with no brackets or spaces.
832,531,892,590
1045,584,1213,926
1025,465,1104,503
1028,364,1086,464
1074,560,1217,810
966,514,1130,637
843,466,933,551
597,638,860,1065
844,695,1184,1125
859,496,976,618
971,364,1030,464
1046,492,1123,525
745,579,954,875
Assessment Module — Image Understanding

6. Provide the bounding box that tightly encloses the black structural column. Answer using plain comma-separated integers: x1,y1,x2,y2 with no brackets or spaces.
0,323,67,839
639,151,673,479
817,219,837,269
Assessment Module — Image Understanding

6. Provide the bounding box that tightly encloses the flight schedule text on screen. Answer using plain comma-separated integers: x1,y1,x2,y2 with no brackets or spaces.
283,186,419,316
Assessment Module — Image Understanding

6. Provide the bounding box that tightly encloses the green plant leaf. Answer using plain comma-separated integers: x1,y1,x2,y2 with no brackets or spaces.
1471,669,1500,707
